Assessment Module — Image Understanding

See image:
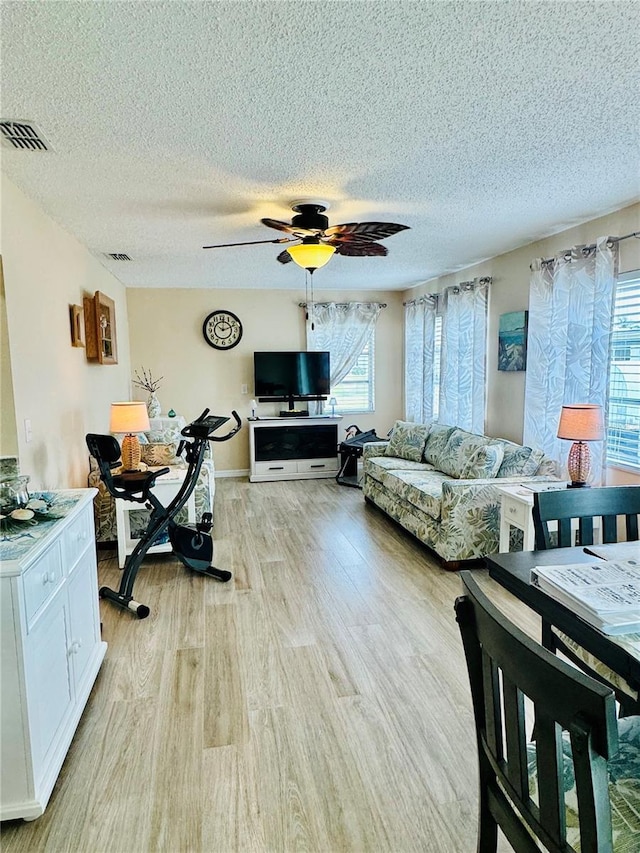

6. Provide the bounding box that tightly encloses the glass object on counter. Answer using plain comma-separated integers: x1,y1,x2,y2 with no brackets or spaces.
0,474,30,512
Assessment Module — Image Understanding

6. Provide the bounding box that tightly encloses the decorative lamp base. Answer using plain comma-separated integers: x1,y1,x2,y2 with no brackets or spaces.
566,440,591,488
121,433,141,471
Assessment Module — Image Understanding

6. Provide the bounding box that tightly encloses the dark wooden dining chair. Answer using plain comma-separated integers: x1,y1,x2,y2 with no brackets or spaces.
455,571,640,853
532,485,640,550
532,486,640,716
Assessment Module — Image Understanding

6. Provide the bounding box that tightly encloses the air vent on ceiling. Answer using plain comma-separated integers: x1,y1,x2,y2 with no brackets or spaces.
105,253,132,261
0,120,51,151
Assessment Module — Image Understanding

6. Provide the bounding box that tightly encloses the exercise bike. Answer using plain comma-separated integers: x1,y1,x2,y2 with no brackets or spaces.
86,408,242,618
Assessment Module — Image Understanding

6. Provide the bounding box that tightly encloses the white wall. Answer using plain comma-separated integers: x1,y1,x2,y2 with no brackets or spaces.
0,256,19,456
1,177,132,489
126,288,404,473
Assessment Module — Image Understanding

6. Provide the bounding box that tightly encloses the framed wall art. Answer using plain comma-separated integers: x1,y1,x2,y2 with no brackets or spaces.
84,291,118,364
498,310,528,371
69,304,84,347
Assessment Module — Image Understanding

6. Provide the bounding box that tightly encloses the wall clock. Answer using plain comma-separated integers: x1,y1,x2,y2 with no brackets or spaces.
202,310,243,350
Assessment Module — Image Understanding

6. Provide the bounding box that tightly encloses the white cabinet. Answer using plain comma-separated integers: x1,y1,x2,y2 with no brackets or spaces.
249,417,341,482
0,489,107,821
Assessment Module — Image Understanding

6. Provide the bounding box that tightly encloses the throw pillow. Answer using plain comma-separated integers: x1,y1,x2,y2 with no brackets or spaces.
437,430,489,478
497,443,544,477
141,442,179,467
459,443,505,479
423,423,456,467
385,421,431,462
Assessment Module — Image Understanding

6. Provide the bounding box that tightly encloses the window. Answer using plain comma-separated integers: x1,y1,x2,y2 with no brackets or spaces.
330,334,375,413
607,270,640,470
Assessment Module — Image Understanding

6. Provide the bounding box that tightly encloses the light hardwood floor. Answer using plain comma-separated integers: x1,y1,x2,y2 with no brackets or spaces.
1,477,536,852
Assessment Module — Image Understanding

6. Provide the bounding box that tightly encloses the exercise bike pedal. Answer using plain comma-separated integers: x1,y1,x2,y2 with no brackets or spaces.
196,511,213,534
200,566,232,582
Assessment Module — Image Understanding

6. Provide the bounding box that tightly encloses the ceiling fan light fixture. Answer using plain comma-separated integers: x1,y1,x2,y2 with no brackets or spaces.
287,241,335,271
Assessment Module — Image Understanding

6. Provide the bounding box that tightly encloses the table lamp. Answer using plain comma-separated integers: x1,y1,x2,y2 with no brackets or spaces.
557,403,604,488
110,402,150,471
329,396,338,417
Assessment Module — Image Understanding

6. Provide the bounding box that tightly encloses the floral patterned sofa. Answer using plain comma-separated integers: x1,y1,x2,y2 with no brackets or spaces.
87,415,215,543
363,420,558,568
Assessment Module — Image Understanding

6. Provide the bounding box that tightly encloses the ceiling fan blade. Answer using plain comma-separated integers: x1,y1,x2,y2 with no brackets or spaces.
261,217,318,238
334,242,389,257
203,237,292,249
324,222,410,241
276,249,294,264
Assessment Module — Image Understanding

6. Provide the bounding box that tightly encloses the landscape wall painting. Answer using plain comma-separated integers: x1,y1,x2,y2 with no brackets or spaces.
498,310,528,371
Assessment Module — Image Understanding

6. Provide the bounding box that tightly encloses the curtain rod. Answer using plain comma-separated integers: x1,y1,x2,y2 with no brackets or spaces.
536,231,640,267
298,301,387,308
403,276,492,306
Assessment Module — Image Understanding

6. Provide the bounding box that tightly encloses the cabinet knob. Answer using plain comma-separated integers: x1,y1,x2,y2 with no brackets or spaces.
69,640,82,655
42,571,57,585
77,530,88,542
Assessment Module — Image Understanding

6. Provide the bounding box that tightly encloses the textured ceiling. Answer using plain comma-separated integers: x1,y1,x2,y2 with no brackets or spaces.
1,1,639,291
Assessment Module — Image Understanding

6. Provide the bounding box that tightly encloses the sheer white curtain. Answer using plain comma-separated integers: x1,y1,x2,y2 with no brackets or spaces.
523,237,617,484
439,279,489,433
306,302,383,412
404,296,437,422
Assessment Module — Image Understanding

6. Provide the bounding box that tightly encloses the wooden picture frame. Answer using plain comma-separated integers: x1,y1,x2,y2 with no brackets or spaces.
84,291,118,364
69,304,84,347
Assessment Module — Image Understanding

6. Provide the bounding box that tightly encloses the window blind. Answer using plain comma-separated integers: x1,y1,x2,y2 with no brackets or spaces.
607,275,640,470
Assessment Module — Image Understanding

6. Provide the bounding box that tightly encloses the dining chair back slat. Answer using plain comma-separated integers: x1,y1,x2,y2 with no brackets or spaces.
455,572,618,852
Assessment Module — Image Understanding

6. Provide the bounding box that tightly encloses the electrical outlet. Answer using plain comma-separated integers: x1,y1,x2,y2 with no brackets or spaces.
24,418,32,443
241,384,248,395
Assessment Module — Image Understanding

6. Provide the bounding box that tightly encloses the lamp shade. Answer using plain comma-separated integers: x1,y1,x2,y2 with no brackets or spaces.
557,404,604,441
110,401,150,435
287,242,335,271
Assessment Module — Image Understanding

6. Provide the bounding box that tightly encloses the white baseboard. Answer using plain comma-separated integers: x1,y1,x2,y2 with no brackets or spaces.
214,468,250,478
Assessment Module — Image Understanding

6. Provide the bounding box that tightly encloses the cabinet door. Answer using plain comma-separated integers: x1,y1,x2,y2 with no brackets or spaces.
67,551,100,691
25,601,73,776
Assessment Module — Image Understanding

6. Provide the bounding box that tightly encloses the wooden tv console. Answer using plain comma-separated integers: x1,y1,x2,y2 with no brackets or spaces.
248,416,342,482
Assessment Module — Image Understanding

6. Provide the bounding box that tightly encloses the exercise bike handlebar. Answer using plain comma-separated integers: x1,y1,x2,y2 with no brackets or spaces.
179,409,242,441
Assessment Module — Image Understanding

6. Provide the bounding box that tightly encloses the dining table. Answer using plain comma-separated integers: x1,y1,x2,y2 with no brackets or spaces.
485,542,640,701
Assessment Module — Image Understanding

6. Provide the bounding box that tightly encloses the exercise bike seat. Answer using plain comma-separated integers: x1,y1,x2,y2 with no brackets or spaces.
86,433,169,501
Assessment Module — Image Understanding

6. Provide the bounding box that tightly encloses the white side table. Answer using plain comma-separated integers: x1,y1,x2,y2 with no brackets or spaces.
498,484,601,553
115,467,196,568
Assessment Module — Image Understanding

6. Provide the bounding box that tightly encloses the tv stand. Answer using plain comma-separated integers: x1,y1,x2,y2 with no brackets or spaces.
249,416,341,482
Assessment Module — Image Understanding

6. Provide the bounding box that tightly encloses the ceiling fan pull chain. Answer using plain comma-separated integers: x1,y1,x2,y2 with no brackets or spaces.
310,270,315,331
305,269,309,321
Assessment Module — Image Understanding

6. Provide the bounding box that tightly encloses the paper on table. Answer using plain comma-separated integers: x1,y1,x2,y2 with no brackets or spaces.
531,560,640,635
583,542,640,563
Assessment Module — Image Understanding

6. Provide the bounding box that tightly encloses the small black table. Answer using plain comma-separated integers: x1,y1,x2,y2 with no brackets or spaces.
486,545,640,699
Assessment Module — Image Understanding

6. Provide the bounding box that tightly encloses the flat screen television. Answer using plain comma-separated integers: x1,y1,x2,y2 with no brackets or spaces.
254,351,330,408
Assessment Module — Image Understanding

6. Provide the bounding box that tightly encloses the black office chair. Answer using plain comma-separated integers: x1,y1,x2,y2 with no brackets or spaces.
532,486,640,715
455,571,640,853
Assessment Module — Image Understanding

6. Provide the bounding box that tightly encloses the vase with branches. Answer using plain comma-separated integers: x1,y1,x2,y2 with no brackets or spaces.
132,368,164,418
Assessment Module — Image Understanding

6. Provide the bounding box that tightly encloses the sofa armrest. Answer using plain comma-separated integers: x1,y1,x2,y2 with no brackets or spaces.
437,475,560,561
363,441,389,460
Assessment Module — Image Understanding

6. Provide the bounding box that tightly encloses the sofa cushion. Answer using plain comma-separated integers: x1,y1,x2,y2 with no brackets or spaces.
459,443,505,479
496,442,546,477
382,469,453,520
423,423,456,467
365,455,434,484
437,429,495,478
385,421,431,462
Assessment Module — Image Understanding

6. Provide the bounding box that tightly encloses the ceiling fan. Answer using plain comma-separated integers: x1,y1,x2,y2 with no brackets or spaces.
203,200,409,272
